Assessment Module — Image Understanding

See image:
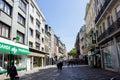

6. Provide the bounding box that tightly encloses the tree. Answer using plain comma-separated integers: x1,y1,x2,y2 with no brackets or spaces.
69,49,76,58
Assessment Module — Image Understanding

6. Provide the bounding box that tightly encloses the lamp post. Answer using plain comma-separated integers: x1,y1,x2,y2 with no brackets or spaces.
9,36,20,67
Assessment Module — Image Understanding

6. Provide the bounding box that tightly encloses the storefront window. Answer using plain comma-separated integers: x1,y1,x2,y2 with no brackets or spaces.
33,57,42,67
104,51,112,68
103,45,112,68
0,53,27,73
4,54,9,69
117,37,120,67
14,55,26,68
103,40,118,70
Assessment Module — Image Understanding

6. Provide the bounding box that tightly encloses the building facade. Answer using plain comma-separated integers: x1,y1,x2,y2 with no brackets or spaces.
53,35,59,61
79,25,87,56
0,0,29,73
45,24,53,65
84,0,101,68
0,0,66,73
53,35,66,61
27,0,47,70
95,0,120,72
75,32,80,58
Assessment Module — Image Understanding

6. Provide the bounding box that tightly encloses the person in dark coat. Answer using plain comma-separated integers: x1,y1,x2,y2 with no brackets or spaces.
7,62,18,80
59,61,63,70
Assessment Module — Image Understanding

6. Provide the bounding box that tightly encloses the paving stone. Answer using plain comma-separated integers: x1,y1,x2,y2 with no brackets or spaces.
2,65,120,80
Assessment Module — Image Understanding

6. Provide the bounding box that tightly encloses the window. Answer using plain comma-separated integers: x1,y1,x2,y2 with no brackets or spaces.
99,26,102,35
30,15,34,24
29,41,33,48
18,13,25,26
19,0,26,12
0,0,12,16
42,28,44,33
110,15,113,24
29,28,33,36
101,0,105,6
0,22,10,38
31,4,34,12
0,0,4,10
35,43,40,50
17,31,24,44
42,38,44,43
36,33,40,40
103,22,105,32
36,11,40,19
42,47,44,51
116,5,120,18
95,0,98,5
107,16,111,27
36,19,40,29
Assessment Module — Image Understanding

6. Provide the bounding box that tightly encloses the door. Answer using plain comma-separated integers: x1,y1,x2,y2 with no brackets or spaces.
26,58,30,70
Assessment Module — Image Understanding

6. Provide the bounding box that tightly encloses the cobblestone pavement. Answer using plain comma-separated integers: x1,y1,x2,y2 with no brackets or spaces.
2,65,120,80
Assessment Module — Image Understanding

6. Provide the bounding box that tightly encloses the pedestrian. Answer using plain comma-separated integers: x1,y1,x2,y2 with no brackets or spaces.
56,60,60,71
59,61,63,70
7,62,18,80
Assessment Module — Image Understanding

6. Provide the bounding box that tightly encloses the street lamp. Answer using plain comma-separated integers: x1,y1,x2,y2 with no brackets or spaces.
9,36,20,67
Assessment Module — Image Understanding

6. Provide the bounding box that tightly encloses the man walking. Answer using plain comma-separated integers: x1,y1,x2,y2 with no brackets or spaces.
7,62,18,80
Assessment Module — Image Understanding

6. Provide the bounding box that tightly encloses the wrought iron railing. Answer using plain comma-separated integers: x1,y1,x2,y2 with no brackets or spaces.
97,18,120,42
95,0,111,23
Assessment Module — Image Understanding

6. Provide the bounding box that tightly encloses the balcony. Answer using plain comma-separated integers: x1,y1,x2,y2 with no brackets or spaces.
97,18,120,42
95,0,111,24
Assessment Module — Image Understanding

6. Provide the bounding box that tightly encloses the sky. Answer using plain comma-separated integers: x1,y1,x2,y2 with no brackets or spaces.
35,0,89,52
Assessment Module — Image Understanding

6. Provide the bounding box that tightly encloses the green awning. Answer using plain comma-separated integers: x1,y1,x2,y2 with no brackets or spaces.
0,67,26,73
0,37,29,55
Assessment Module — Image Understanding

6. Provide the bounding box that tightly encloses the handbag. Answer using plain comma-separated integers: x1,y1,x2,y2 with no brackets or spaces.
14,76,19,80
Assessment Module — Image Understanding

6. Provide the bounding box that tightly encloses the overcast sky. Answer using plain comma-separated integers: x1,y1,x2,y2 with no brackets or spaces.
36,0,89,52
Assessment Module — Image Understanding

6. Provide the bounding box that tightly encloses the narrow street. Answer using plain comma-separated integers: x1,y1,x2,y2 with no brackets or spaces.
5,65,120,80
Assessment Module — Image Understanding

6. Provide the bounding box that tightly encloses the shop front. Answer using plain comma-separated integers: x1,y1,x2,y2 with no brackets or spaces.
28,48,47,70
88,50,101,68
117,36,120,71
0,38,29,73
101,39,119,71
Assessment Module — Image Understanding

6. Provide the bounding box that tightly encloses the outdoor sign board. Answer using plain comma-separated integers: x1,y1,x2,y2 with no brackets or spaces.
0,37,29,54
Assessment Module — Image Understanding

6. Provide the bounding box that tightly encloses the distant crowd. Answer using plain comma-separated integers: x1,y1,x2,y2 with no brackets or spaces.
67,58,88,66
56,58,88,71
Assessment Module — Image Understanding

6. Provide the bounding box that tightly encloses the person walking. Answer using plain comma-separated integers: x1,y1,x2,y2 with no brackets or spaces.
59,61,63,70
7,62,18,80
56,60,60,71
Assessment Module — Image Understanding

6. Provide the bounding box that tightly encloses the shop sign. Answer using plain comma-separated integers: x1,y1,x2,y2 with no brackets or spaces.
0,42,29,54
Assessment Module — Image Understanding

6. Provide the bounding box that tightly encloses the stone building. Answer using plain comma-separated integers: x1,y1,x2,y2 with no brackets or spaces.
0,0,29,73
95,0,120,72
